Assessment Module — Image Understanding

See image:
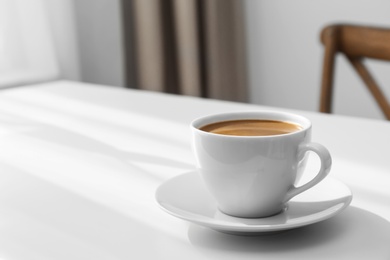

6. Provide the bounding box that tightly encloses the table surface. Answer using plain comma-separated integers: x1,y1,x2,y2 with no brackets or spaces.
0,81,389,259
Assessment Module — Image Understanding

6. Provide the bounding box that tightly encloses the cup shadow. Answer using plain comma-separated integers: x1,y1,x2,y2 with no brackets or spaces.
188,206,390,259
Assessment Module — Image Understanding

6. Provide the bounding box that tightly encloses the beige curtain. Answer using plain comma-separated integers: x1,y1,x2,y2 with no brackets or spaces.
122,0,247,102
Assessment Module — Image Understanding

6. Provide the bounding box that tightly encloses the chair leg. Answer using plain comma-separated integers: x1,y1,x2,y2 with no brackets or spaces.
347,56,390,120
319,27,338,113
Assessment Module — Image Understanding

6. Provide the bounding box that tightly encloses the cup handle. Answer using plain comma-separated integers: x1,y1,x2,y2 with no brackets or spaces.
283,142,332,203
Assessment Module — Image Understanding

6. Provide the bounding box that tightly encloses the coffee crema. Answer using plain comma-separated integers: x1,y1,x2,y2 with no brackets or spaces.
199,119,302,136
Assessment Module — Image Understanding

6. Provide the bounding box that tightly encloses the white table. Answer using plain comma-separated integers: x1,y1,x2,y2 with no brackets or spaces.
0,81,389,259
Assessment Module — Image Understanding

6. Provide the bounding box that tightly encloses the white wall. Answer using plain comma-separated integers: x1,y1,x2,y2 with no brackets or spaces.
0,0,59,88
44,0,124,87
245,0,390,119
73,0,124,87
44,0,80,81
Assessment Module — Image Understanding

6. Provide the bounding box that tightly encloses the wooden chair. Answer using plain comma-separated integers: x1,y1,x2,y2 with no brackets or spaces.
319,24,390,120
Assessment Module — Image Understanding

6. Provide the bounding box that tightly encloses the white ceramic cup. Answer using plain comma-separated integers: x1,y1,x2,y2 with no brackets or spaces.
191,111,332,218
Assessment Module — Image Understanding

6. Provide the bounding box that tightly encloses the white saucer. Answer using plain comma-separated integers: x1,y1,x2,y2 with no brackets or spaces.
155,171,352,235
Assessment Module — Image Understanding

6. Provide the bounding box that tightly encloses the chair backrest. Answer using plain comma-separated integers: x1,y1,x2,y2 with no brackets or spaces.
319,24,390,120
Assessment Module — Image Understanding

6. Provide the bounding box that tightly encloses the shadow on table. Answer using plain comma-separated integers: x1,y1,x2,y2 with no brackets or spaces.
188,206,390,259
0,162,191,260
0,109,194,182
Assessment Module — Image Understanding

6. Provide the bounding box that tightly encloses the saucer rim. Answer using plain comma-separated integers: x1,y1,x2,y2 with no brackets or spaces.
156,171,353,233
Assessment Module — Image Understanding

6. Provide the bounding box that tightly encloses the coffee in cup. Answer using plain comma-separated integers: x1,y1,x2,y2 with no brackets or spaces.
199,119,302,136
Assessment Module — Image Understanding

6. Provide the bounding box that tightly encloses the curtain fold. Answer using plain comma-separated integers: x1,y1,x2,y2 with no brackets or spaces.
122,0,247,102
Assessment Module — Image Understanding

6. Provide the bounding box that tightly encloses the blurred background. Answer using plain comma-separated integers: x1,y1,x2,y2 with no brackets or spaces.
1,0,390,119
